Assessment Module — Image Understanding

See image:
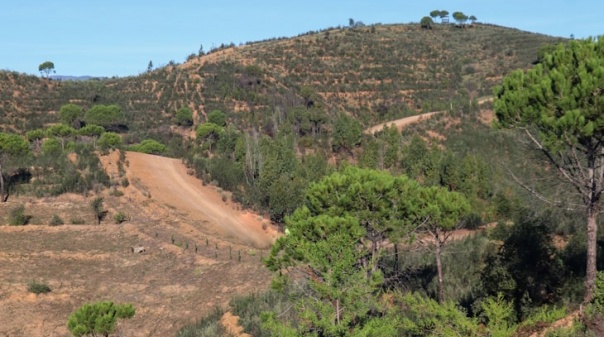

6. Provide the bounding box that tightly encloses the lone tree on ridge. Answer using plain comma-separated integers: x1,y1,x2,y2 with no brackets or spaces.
38,61,55,78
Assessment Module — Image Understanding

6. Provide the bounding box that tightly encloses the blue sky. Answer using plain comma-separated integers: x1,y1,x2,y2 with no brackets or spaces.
1,1,602,77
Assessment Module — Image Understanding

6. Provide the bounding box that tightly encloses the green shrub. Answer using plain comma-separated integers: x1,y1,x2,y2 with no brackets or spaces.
90,197,105,224
98,132,122,151
113,211,128,224
9,204,31,226
128,139,167,154
207,109,227,126
175,107,194,127
121,177,129,188
49,214,64,226
67,301,135,337
27,281,51,294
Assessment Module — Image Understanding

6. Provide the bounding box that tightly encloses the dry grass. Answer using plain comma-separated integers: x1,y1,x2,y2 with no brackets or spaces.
0,151,276,337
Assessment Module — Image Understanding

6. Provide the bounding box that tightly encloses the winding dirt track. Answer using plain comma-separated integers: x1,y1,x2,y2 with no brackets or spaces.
126,151,275,248
364,111,445,134
365,96,494,135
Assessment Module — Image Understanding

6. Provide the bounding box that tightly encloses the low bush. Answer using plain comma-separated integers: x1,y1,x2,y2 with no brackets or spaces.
28,281,51,294
9,204,31,226
49,214,64,226
113,211,128,224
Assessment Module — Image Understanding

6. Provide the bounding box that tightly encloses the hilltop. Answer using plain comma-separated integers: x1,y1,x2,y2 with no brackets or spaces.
0,23,564,136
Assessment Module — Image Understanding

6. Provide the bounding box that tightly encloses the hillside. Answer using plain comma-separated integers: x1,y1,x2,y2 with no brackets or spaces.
0,23,564,136
2,22,594,337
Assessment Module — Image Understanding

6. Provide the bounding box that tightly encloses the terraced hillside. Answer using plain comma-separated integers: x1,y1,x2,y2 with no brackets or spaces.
0,23,564,137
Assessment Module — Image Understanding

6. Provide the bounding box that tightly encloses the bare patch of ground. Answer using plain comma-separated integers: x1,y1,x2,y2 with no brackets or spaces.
364,111,445,135
125,152,278,248
0,151,279,337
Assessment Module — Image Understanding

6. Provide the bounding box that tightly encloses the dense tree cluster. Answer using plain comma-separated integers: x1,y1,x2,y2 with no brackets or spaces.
426,9,477,27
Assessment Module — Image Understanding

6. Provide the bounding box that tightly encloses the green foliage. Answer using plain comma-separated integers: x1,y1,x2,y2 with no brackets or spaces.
38,61,55,78
175,107,194,127
0,132,30,158
46,124,76,149
27,281,51,294
396,292,480,336
332,114,362,153
90,197,105,224
495,37,604,302
129,139,167,154
59,104,84,127
480,293,516,337
26,129,45,143
452,11,469,26
303,166,421,244
418,186,470,232
420,16,434,29
264,213,393,336
207,109,227,126
0,132,32,200
228,290,293,337
9,204,30,226
519,305,567,330
196,123,223,151
84,104,125,131
481,211,564,319
78,125,105,138
113,211,128,224
98,132,122,151
49,214,64,226
196,122,223,139
41,138,62,155
67,301,135,337
593,271,604,310
255,134,305,222
395,233,491,309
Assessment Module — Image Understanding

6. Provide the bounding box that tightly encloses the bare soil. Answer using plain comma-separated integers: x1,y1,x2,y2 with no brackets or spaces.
364,111,445,135
364,96,494,135
0,151,278,337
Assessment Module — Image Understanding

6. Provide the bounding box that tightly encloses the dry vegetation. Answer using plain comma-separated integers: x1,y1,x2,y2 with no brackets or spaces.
0,151,275,337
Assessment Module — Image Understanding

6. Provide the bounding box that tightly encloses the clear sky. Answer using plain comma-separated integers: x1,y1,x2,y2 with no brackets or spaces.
1,1,602,77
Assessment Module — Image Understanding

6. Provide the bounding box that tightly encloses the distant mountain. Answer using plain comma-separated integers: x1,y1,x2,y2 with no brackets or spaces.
50,75,107,81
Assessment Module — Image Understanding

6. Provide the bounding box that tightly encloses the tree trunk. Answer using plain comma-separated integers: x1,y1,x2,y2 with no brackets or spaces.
585,205,598,303
435,230,445,303
435,237,445,303
0,163,6,203
335,298,340,326
394,243,399,274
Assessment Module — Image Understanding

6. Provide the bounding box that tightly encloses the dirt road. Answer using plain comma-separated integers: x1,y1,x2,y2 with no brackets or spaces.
364,111,445,134
126,152,276,248
365,96,494,135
